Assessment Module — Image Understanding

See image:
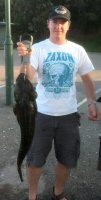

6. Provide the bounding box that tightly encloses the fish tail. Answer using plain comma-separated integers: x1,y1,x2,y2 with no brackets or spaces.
17,166,23,182
97,137,101,171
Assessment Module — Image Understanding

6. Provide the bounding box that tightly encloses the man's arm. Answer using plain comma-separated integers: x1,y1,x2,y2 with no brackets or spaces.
20,63,36,81
81,73,100,121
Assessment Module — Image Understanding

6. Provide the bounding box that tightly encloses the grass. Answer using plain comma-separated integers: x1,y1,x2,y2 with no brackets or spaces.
70,34,101,52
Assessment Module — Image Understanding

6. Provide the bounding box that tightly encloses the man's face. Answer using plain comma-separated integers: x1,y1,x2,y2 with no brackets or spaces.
47,19,70,40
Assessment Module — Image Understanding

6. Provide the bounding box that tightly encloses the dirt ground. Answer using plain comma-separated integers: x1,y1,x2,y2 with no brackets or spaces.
0,50,101,86
0,86,101,200
0,66,20,85
0,64,101,86
0,50,101,200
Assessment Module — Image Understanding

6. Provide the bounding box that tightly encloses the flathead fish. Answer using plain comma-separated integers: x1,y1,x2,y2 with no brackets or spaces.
13,73,37,182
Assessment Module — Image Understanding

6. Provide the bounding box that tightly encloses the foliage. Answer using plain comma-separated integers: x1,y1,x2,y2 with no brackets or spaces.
0,0,101,51
70,33,101,52
11,0,53,42
0,0,5,21
76,0,101,34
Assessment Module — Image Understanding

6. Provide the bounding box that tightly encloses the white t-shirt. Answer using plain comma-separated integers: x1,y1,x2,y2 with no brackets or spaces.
30,39,94,116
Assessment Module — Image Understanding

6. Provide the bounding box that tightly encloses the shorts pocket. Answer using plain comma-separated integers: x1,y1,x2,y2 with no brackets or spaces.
75,112,81,126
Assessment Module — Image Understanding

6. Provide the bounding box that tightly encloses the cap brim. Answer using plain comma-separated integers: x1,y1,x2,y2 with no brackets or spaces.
49,15,69,21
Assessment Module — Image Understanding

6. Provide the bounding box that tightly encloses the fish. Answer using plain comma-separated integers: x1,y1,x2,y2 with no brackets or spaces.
97,136,101,171
13,73,37,182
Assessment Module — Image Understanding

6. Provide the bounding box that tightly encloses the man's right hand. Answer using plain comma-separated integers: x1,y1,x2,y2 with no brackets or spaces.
17,42,32,57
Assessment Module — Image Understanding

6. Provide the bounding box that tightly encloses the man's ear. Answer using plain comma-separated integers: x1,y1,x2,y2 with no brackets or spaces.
68,21,71,28
68,21,71,31
47,20,49,29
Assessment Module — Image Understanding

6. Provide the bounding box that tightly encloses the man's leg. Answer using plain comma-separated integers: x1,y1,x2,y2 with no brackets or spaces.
53,113,80,199
26,113,54,200
27,166,43,200
54,162,71,199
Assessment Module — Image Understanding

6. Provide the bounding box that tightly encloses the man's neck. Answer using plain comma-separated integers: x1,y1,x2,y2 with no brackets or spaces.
49,37,67,45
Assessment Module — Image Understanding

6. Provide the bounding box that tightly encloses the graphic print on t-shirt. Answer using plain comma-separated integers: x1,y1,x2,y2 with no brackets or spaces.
42,51,75,98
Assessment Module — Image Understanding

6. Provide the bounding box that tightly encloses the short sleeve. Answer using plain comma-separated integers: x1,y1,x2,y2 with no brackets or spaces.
77,47,95,76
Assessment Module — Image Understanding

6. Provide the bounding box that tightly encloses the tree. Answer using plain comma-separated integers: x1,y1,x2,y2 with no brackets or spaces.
0,0,5,21
0,0,100,42
11,0,53,41
78,0,101,34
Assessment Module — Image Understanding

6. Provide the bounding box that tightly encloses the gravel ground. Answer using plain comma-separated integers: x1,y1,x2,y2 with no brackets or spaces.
0,51,101,200
0,86,101,200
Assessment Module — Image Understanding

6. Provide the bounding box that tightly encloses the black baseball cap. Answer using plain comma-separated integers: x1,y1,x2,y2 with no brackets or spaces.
48,5,71,21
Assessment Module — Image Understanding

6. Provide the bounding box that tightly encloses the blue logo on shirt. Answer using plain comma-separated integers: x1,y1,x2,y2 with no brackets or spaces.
42,52,75,98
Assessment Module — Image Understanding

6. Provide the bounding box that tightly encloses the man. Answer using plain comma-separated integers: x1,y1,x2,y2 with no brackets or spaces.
17,5,99,200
